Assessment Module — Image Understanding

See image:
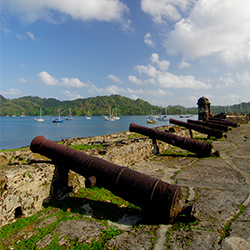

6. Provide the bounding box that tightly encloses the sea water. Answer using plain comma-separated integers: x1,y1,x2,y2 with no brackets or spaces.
0,115,197,150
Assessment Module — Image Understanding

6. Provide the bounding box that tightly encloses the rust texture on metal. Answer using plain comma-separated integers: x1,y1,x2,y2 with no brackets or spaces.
208,117,238,128
187,119,229,132
169,118,224,138
30,135,193,223
129,123,213,157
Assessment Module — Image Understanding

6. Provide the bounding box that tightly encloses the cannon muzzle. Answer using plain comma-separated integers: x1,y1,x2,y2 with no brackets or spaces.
129,123,215,157
30,135,194,223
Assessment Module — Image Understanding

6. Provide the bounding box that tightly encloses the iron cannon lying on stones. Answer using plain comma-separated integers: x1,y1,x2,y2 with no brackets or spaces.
30,135,195,224
187,119,230,132
129,123,219,157
208,117,239,128
169,118,225,139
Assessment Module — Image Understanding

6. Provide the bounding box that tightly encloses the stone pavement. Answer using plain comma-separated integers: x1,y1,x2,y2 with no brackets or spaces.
132,123,250,249
0,123,249,249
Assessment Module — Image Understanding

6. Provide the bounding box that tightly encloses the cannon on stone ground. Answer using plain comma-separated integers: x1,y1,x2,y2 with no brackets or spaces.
187,119,230,132
129,123,219,157
30,135,195,224
169,118,225,139
208,117,239,128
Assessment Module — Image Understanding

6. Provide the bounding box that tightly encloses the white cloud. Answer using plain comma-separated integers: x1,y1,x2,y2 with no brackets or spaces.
157,72,210,89
108,74,123,84
220,94,242,105
26,31,35,40
135,64,159,78
178,60,191,69
144,33,154,47
128,75,143,85
3,0,129,27
62,90,83,100
87,84,124,96
38,71,59,86
129,76,156,86
0,88,22,96
61,77,88,88
216,76,234,89
237,71,250,88
85,81,171,102
18,77,27,83
133,53,210,89
187,95,198,103
106,85,125,94
150,53,170,71
16,31,35,40
16,34,25,39
141,0,193,24
3,28,10,34
38,71,88,88
166,0,250,65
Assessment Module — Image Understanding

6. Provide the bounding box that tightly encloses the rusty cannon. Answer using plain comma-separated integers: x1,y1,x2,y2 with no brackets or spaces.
30,135,195,224
129,123,219,157
187,119,230,132
208,117,238,128
169,118,225,139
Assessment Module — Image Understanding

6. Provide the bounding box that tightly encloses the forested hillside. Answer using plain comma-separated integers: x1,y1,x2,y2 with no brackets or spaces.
0,95,161,116
0,94,249,116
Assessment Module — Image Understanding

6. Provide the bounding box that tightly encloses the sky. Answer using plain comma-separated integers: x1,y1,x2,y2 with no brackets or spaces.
1,0,250,107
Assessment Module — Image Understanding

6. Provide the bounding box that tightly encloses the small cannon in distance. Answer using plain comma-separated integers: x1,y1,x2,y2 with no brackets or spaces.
30,135,195,224
208,117,238,128
187,119,230,132
129,123,219,157
169,118,225,139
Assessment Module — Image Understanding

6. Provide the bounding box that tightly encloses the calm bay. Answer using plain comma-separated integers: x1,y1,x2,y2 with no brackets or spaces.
0,115,197,150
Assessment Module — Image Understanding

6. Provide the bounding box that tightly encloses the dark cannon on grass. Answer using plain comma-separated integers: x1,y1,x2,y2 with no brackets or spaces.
129,123,219,157
30,135,195,224
187,119,230,132
169,118,226,139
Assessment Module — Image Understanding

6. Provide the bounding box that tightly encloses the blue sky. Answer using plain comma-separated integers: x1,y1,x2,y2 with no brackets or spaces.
1,0,250,107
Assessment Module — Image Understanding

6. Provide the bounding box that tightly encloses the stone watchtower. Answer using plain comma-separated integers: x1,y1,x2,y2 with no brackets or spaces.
197,96,211,121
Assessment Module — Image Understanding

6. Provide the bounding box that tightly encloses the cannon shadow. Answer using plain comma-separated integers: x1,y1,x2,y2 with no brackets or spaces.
43,195,143,224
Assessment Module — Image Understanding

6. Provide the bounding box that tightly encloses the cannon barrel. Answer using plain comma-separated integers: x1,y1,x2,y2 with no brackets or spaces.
170,118,224,138
129,123,214,157
208,117,238,128
30,135,194,223
187,119,229,132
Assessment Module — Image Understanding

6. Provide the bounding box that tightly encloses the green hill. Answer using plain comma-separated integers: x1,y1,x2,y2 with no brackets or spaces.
0,94,249,116
0,95,162,116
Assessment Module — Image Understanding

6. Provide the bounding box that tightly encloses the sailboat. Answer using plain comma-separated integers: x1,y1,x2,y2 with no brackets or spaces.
157,107,169,121
34,108,44,122
147,109,157,124
86,110,91,120
65,108,73,120
103,107,115,121
180,108,190,118
52,108,63,123
113,107,120,120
